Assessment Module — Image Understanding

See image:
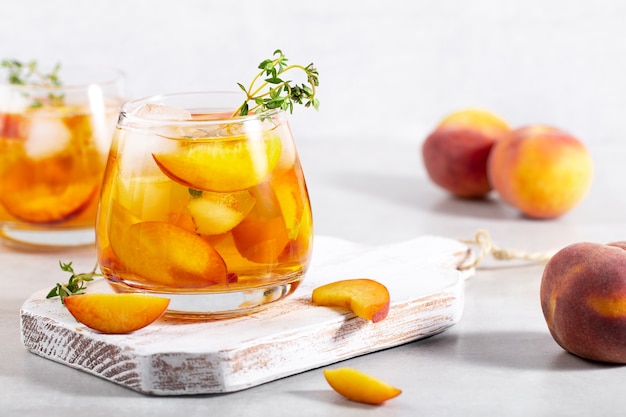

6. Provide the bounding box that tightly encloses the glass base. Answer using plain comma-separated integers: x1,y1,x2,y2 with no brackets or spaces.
106,275,304,319
0,223,95,251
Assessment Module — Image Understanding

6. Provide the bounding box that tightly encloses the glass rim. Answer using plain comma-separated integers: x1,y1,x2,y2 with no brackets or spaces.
0,65,125,92
119,91,285,126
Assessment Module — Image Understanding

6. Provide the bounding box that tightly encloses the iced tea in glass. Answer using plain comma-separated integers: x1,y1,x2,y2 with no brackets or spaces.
0,64,124,248
96,92,313,318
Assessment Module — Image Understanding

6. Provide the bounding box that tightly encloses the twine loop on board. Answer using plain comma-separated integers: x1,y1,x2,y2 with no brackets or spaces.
457,229,557,270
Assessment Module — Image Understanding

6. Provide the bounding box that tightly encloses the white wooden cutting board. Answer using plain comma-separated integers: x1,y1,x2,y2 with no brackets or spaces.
20,235,473,396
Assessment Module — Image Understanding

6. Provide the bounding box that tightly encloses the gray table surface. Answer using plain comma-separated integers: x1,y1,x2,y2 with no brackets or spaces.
2,137,625,416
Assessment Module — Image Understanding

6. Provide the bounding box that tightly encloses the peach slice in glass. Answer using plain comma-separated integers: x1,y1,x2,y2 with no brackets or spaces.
323,367,402,405
0,113,26,139
152,134,282,192
231,183,289,264
115,175,191,221
0,162,98,223
110,221,227,288
272,165,307,240
186,190,256,235
278,200,313,264
63,293,170,334
312,279,391,323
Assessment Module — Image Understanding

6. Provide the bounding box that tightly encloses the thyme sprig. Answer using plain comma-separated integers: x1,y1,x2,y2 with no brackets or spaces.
46,261,101,304
234,49,319,117
1,59,64,107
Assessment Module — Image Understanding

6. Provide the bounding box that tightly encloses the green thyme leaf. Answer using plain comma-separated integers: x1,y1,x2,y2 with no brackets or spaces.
1,59,65,107
234,50,319,117
47,261,101,304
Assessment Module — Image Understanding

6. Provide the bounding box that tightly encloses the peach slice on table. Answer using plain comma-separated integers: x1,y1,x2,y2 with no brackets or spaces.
312,279,390,323
152,134,282,192
187,190,256,235
110,221,227,288
323,367,402,405
63,293,170,334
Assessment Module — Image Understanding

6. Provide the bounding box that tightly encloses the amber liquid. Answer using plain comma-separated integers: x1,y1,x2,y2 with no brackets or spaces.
96,113,313,315
0,106,116,229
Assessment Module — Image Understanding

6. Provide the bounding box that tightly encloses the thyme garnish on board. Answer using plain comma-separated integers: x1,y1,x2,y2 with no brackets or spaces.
46,262,101,304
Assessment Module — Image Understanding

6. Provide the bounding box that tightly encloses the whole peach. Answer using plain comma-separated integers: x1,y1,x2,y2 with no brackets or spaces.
487,125,593,219
540,241,626,363
422,108,510,198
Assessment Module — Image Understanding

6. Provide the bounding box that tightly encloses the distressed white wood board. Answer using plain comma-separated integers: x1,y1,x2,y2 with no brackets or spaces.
20,235,474,396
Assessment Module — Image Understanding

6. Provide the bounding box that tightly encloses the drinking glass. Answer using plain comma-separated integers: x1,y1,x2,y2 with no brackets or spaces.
0,65,124,249
96,92,313,318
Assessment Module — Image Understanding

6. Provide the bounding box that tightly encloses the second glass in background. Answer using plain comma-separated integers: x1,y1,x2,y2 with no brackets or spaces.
0,63,125,249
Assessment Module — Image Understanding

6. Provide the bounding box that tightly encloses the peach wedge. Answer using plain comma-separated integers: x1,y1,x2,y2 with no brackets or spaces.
186,190,256,235
312,279,390,323
0,168,98,223
323,367,402,405
63,293,170,334
152,134,282,192
231,182,289,263
110,221,227,288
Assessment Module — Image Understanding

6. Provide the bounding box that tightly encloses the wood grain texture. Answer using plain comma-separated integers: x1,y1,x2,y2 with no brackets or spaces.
20,235,473,395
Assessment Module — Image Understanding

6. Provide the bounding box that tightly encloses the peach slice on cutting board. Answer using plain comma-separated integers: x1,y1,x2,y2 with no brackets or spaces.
63,293,170,334
323,367,402,405
311,279,390,323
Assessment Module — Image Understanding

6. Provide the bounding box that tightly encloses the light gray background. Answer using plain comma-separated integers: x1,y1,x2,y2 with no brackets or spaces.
5,2,626,415
4,0,625,146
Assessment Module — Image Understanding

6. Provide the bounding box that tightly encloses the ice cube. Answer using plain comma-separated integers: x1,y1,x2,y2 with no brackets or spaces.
131,103,192,121
129,103,194,139
0,87,30,113
117,129,179,176
24,116,71,159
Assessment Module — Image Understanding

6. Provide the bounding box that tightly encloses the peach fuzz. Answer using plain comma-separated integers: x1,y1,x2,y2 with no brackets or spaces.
487,125,593,219
540,241,626,363
422,108,510,198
